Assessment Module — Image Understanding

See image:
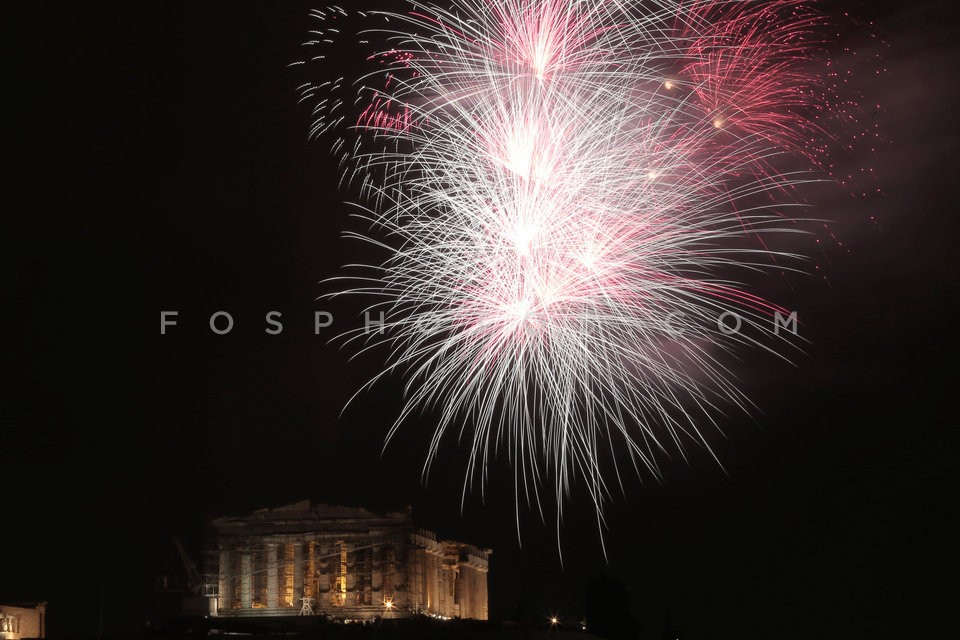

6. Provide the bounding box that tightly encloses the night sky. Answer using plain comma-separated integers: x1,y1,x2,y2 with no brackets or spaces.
6,1,959,638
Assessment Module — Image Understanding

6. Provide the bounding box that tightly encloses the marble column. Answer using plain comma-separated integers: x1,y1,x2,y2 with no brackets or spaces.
218,550,232,612
293,543,304,602
240,552,252,609
266,543,279,609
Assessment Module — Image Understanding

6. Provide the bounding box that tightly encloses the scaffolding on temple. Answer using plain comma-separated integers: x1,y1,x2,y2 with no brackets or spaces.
202,501,490,622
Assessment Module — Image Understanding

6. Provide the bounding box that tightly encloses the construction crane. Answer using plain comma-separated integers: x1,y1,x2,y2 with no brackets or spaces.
170,535,203,595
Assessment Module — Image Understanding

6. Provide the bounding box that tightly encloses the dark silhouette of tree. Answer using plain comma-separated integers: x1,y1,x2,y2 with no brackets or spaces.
584,574,640,640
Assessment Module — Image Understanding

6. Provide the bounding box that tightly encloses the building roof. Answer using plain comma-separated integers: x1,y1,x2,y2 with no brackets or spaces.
210,501,414,535
209,501,490,558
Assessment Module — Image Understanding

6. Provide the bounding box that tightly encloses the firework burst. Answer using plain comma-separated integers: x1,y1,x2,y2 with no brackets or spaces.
295,1,866,534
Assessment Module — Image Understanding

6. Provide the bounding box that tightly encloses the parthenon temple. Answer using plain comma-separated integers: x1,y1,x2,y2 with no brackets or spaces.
205,501,490,621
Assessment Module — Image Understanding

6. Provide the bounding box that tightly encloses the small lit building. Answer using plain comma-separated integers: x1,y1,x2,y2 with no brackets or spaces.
0,603,46,640
205,501,490,621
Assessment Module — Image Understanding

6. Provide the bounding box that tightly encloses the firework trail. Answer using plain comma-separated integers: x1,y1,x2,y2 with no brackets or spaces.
295,1,871,536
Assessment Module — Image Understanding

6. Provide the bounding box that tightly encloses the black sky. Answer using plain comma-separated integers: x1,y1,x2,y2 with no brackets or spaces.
5,1,959,638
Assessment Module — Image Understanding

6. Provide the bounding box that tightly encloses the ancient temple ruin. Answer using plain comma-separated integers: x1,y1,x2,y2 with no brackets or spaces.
0,603,46,640
205,501,490,621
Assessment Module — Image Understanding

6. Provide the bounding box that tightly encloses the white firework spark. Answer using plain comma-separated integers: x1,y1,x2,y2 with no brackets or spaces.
295,0,846,535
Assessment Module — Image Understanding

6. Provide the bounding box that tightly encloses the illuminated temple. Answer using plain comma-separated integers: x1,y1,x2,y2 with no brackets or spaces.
205,501,490,621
